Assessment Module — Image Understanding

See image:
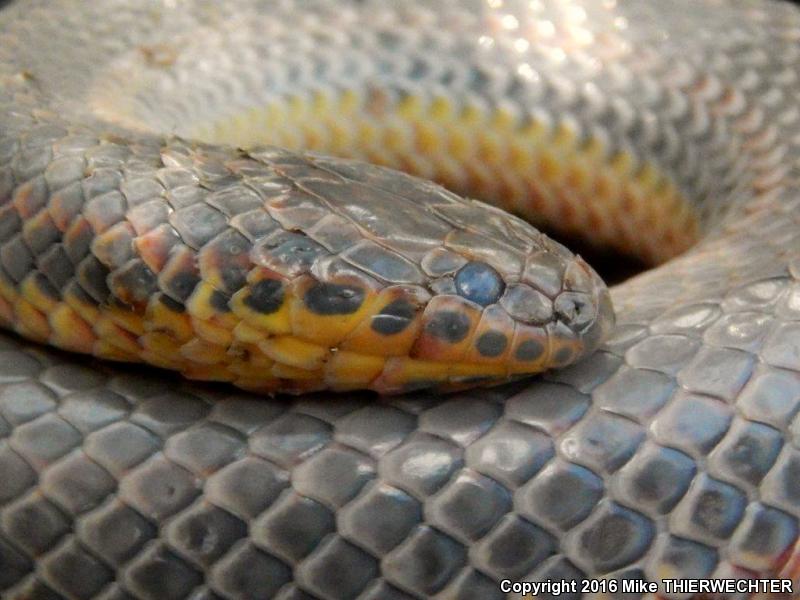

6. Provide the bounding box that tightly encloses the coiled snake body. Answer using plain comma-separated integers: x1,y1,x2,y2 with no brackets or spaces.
0,0,799,598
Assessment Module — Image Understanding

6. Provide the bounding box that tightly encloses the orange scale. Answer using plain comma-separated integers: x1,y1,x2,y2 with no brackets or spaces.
140,351,183,371
448,362,508,381
49,304,95,354
228,349,274,379
187,281,225,319
229,274,292,336
463,304,515,367
231,321,268,344
610,150,637,180
140,332,185,369
144,295,194,342
63,286,100,324
18,274,59,313
340,285,429,357
447,128,474,163
97,230,145,283
324,351,386,387
411,295,482,363
93,340,138,363
135,223,181,273
524,178,558,223
564,161,593,197
239,298,292,334
197,231,252,292
190,316,234,348
499,172,530,216
372,357,451,395
48,188,80,231
0,296,14,326
634,162,661,191
22,210,58,250
140,330,182,357
288,275,379,348
414,120,444,155
185,281,238,330
508,322,551,375
466,160,500,200
547,321,585,369
157,244,200,293
63,217,94,256
14,298,50,343
226,358,256,379
258,335,329,371
179,337,229,365
106,305,146,337
536,150,564,185
476,130,504,165
94,316,142,356
182,363,236,383
0,274,19,306
12,179,45,219
270,362,323,381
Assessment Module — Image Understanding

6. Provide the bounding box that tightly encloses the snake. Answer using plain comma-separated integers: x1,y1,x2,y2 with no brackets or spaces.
0,0,799,598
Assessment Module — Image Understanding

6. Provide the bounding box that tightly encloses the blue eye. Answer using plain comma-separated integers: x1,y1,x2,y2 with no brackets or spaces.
454,261,505,306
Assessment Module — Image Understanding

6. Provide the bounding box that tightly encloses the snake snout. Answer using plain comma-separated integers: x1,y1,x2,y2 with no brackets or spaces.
393,237,614,393
560,270,615,357
552,256,615,363
495,246,615,375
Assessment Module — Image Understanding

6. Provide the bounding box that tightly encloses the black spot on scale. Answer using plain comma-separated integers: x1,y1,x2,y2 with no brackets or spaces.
453,376,495,385
76,256,111,304
515,339,544,361
109,260,158,307
209,289,232,313
476,331,508,358
30,272,61,301
554,346,574,365
161,270,201,303
425,310,470,344
158,294,185,313
402,379,440,393
243,279,284,314
304,282,365,315
371,299,416,335
65,280,99,308
108,296,130,311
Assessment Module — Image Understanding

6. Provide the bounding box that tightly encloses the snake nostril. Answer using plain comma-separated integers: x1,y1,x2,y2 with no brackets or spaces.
555,291,595,331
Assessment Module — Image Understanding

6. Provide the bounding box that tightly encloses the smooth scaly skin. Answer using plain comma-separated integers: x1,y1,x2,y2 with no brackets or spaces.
0,0,799,599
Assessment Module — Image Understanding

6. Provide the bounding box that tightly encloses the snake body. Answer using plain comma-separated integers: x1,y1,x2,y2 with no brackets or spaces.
1,0,800,598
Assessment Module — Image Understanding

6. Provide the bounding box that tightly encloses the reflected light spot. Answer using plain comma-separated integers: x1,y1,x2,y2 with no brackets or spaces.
502,14,520,30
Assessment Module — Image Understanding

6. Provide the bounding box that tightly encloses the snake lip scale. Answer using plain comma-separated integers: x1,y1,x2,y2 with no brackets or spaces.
1,0,800,598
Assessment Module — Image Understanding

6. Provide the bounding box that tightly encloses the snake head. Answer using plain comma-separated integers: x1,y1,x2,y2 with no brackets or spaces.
256,151,616,394
387,232,616,393
138,148,614,396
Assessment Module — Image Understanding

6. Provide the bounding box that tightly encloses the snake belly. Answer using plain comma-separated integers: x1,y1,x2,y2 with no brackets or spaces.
0,0,799,599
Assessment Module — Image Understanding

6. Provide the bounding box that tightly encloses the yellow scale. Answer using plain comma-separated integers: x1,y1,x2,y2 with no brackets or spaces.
196,87,699,263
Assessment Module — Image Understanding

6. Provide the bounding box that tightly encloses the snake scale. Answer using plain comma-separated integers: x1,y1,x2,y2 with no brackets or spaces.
1,0,800,598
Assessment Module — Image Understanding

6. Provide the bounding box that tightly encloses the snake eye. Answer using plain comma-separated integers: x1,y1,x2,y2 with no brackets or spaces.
454,261,505,306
